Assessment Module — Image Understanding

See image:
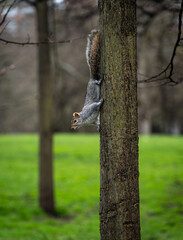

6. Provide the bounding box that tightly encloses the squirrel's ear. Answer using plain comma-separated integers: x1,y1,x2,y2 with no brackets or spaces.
73,112,80,118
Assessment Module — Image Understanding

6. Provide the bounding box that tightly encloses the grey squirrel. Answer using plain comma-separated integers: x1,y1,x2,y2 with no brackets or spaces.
71,30,103,130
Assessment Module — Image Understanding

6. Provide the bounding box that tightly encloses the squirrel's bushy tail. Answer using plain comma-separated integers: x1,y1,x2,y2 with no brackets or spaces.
86,30,101,80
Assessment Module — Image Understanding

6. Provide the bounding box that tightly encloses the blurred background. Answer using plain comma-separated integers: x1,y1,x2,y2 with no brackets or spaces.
0,0,183,134
0,1,183,240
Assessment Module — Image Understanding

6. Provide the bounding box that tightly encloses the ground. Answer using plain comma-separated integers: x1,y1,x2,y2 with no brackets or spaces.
0,134,183,240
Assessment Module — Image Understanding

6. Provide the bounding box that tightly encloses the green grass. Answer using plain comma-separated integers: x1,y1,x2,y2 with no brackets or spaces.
0,134,183,240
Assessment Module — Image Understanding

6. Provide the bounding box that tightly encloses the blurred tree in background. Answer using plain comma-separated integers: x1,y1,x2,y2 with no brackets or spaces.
0,0,183,134
0,0,99,217
36,0,54,214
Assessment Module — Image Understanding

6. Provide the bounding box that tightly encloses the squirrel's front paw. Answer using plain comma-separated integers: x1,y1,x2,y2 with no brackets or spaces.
95,79,102,85
97,125,100,132
99,98,104,105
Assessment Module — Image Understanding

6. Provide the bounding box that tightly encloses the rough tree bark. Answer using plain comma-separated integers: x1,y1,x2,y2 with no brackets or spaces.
36,0,55,214
99,1,141,239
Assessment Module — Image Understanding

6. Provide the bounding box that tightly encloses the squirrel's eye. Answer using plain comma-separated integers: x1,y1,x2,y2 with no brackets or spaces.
74,120,77,123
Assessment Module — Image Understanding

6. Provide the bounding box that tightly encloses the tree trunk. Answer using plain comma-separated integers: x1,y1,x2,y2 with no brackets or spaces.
36,0,55,214
99,1,141,239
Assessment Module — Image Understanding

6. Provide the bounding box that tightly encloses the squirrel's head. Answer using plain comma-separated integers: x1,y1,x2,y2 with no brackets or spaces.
71,112,82,130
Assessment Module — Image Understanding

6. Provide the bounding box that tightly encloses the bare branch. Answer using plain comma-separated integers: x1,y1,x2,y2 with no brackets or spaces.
138,0,183,85
0,0,16,26
0,19,10,34
0,0,7,18
0,35,85,45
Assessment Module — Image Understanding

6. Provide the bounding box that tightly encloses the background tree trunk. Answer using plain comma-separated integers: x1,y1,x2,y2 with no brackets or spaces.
36,0,55,214
99,1,141,239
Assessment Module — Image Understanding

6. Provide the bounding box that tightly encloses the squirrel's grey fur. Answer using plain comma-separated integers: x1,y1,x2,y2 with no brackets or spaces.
71,30,103,130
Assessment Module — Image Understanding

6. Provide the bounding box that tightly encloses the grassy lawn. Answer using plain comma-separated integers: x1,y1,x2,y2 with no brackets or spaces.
0,134,183,240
